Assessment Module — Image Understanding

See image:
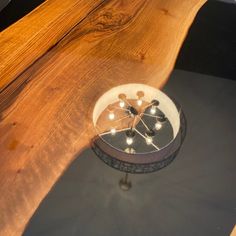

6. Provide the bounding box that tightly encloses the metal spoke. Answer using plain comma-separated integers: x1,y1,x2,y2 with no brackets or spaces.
99,127,130,136
123,98,132,107
130,116,138,129
114,115,131,123
134,128,160,150
142,101,155,110
109,105,130,112
138,115,150,131
141,112,162,119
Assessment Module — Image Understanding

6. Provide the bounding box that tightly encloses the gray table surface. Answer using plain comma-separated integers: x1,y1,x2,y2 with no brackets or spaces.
24,70,236,236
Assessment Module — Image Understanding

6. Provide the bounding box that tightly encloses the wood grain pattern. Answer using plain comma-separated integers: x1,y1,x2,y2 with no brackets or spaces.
0,0,206,235
0,0,104,91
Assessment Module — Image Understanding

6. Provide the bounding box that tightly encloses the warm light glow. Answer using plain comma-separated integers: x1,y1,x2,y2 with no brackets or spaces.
150,106,156,115
125,147,136,154
126,137,133,145
146,136,153,145
119,100,125,108
92,84,184,175
108,112,115,120
111,128,116,135
137,99,142,106
155,122,162,130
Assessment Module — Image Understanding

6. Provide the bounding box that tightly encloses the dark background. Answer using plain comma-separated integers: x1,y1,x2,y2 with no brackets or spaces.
0,0,235,80
175,0,236,80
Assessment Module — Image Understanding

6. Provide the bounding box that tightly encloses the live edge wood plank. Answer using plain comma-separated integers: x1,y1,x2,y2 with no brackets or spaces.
0,0,206,235
0,0,104,91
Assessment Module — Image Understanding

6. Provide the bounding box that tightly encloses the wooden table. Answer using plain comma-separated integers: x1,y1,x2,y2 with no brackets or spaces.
0,0,206,235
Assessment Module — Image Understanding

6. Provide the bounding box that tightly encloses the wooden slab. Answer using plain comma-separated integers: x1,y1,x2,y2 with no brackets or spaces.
0,0,206,235
0,0,104,91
